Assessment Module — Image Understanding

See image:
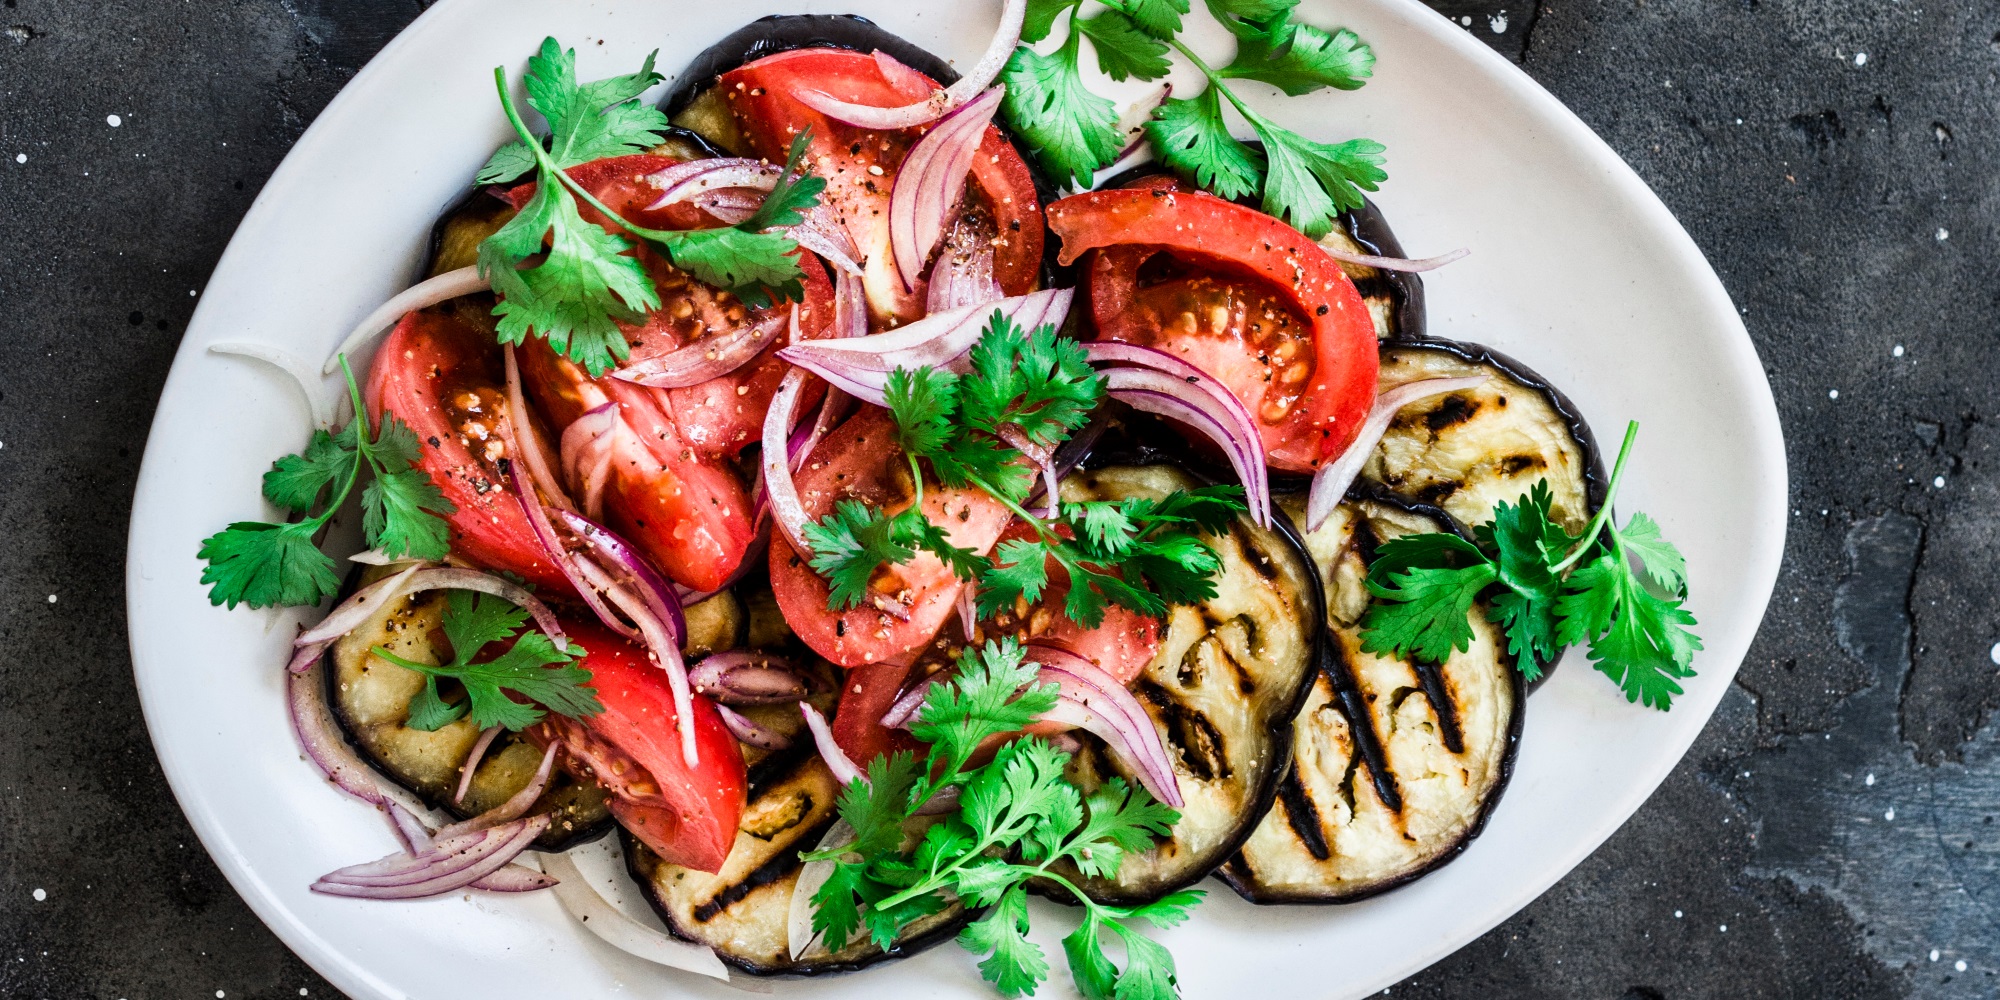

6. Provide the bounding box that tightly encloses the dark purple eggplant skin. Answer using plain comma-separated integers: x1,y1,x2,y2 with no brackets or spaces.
1219,497,1526,906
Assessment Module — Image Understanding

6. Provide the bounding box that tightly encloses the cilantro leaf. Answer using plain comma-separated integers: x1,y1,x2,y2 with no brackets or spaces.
1124,0,1193,38
1477,483,1569,675
1218,17,1375,96
1077,11,1173,82
1488,587,1558,679
363,468,453,560
1203,0,1299,22
739,131,827,233
1024,0,1083,43
1146,86,1265,203
1000,37,1122,188
1106,926,1181,1000
911,639,1060,763
198,521,342,610
373,591,599,732
803,500,915,610
907,515,991,583
961,314,1104,449
885,367,959,458
1556,548,1703,710
1618,511,1688,595
1127,889,1204,930
1359,561,1498,664
263,427,355,514
810,862,871,952
476,141,538,186
1246,114,1386,238
1063,917,1121,1000
651,227,807,310
959,886,1050,998
484,180,656,376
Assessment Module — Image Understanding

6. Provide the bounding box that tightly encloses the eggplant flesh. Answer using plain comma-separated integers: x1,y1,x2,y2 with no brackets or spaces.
1221,496,1521,904
324,574,612,851
1035,465,1323,907
1322,199,1425,342
1366,338,1606,537
625,750,969,976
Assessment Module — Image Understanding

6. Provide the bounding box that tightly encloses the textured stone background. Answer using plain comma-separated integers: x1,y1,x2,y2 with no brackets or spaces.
1,1,1994,997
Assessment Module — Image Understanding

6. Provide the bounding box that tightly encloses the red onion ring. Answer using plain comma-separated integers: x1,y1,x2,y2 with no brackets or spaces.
781,287,1072,375
502,343,575,514
608,309,789,388
717,704,793,750
1318,243,1471,273
889,86,1005,290
323,265,490,375
1027,645,1182,808
925,216,1003,314
453,725,502,805
436,741,559,840
644,159,777,211
470,864,559,892
288,565,566,673
1105,373,1271,528
794,0,1024,129
310,814,550,899
689,651,809,704
801,702,867,789
762,369,818,559
873,49,933,95
790,204,866,277
1305,375,1490,531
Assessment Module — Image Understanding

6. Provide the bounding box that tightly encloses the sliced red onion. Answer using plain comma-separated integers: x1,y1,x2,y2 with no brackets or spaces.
996,424,1058,518
717,704,793,750
791,205,866,276
694,189,761,225
294,564,421,648
801,702,866,789
385,800,435,854
1318,242,1471,273
310,814,549,899
1025,415,1105,513
873,49,933,95
789,819,856,961
644,159,777,211
1027,645,1182,808
1114,82,1172,159
454,725,502,805
436,741,558,840
889,87,1006,290
782,287,1072,374
779,350,891,406
541,851,730,979
323,265,490,375
881,673,946,730
1086,343,1265,523
471,864,559,892
347,549,424,567
925,216,1002,314
1305,375,1489,531
956,583,978,641
208,342,334,427
608,310,789,388
287,564,568,674
689,651,809,704
833,268,868,341
503,343,575,515
763,369,817,559
289,661,396,807
1106,375,1270,528
793,0,1023,129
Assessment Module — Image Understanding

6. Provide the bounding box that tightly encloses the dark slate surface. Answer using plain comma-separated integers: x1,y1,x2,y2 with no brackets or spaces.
0,1,1993,997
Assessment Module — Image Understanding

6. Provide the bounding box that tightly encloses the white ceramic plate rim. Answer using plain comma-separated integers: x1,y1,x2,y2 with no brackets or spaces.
126,1,1786,997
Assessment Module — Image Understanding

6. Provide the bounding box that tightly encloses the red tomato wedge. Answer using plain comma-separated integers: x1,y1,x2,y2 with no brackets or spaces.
365,309,572,594
830,653,924,767
768,408,1014,667
717,47,1044,327
530,617,745,873
1047,182,1379,472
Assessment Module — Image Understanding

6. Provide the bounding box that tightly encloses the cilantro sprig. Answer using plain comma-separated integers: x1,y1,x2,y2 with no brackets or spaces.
476,38,824,375
801,313,1246,627
372,590,602,732
1358,423,1704,709
1003,0,1386,237
804,639,1195,999
198,356,455,610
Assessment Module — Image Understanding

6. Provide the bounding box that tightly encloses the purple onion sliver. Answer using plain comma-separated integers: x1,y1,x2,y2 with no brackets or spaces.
1305,375,1489,531
1317,244,1471,273
552,508,687,647
502,343,576,515
295,564,422,646
386,800,435,855
471,863,559,892
454,725,502,805
1110,387,1269,529
436,741,559,840
763,369,819,560
609,311,789,389
646,160,777,211
776,349,891,406
312,815,549,899
716,704,793,750
288,662,389,807
801,702,867,789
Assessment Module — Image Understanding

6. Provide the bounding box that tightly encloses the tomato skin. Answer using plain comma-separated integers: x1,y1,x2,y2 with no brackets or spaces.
830,654,925,767
364,310,572,593
768,409,1015,667
519,341,759,594
983,521,1159,686
719,48,1045,327
531,618,745,873
1047,185,1379,472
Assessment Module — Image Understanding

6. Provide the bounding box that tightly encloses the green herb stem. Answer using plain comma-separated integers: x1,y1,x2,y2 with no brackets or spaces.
1553,420,1640,575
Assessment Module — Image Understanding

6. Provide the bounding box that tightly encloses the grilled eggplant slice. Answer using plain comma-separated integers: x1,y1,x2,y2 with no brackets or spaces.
1035,465,1323,907
1322,199,1425,341
1366,338,1607,536
324,577,612,850
1222,496,1521,903
625,749,969,976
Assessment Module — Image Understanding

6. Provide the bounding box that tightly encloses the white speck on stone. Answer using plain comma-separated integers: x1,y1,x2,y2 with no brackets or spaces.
1931,949,1941,961
47,594,56,603
13,153,23,163
1893,344,1905,357
1955,960,1968,972
1934,476,1946,489
1936,228,1949,241
1829,389,1839,399
1489,13,1508,33
1865,773,1875,786
1720,924,1728,933
1459,15,1471,26
1855,52,1868,66
189,289,198,297
1885,807,1896,821
1675,910,1683,918
301,990,310,997
107,114,122,127
1735,117,1744,124
1988,642,2000,665
217,992,225,999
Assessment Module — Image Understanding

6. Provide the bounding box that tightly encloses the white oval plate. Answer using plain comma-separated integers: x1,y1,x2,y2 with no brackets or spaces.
126,0,1785,997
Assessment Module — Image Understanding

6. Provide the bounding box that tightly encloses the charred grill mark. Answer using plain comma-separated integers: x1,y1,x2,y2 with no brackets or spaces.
1413,659,1465,754
1422,393,1478,432
1137,680,1232,782
1231,522,1282,581
1499,454,1547,476
745,744,812,797
692,814,837,923
1415,480,1462,507
1277,772,1331,861
1321,640,1404,814
1351,518,1381,567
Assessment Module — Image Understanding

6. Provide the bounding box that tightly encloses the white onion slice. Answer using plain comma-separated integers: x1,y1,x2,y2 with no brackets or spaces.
208,342,334,427
1318,241,1470,273
800,702,867,789
540,850,731,981
792,0,1023,129
1304,375,1490,530
889,87,1005,290
787,819,856,961
645,159,777,211
322,265,490,375
762,369,818,559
